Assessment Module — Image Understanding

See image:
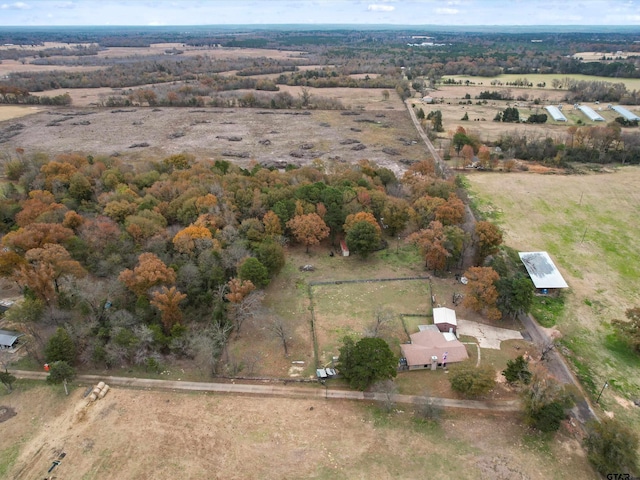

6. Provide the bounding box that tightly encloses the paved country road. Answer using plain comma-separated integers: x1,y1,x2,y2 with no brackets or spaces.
12,370,520,412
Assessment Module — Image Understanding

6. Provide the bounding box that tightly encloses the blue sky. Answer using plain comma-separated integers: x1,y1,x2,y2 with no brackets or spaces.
0,0,639,26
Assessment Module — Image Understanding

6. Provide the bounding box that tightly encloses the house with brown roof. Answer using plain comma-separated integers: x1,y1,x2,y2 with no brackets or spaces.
400,325,468,370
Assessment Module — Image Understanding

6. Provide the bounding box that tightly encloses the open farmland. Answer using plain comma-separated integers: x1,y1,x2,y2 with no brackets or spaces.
0,382,598,480
0,98,419,173
442,74,640,92
465,167,640,428
412,84,639,144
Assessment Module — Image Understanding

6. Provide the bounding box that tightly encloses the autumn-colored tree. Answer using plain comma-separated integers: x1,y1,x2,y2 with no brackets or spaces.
195,193,218,213
461,144,475,165
409,221,450,273
286,213,330,253
23,243,86,293
412,195,446,229
343,211,381,235
316,202,327,219
150,286,187,334
2,223,75,254
462,266,501,320
118,253,176,297
0,250,25,277
262,210,282,238
78,216,121,251
40,161,78,191
225,278,256,304
402,160,436,187
124,210,167,244
104,200,137,223
15,190,66,227
172,224,214,254
478,145,491,169
435,194,465,226
62,210,84,231
380,196,410,236
15,262,57,305
475,221,503,264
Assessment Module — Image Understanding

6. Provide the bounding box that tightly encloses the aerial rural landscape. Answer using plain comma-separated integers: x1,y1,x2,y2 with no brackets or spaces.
0,3,640,479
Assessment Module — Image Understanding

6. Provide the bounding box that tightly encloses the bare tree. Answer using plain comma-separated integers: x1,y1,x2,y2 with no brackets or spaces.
373,379,398,413
189,322,233,376
242,351,262,375
413,389,443,423
230,290,264,337
269,314,292,356
540,342,556,362
364,306,395,338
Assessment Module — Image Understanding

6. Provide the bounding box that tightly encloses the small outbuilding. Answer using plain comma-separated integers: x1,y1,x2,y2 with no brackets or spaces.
518,251,568,292
0,329,24,350
433,307,458,335
400,325,468,370
340,240,349,257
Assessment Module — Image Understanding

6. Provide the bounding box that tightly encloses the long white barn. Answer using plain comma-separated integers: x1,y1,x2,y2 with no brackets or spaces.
609,105,640,121
545,105,567,122
577,105,605,122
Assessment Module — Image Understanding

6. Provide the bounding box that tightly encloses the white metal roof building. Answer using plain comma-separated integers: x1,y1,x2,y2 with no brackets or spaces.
518,252,568,289
0,329,24,349
577,105,605,122
609,105,640,121
545,105,567,122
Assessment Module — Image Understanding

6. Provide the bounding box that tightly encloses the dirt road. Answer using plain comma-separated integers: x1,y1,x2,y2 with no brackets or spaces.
518,313,598,424
13,370,520,412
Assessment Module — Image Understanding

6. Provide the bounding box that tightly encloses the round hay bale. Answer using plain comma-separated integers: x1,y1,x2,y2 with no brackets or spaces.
88,393,97,402
92,387,101,395
97,381,105,390
98,385,110,399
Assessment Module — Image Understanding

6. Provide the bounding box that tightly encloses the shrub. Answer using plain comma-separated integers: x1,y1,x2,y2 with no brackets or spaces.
584,418,639,476
503,355,532,385
449,364,495,398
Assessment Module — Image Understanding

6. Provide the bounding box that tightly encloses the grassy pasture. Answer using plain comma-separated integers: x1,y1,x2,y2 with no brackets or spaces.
443,73,640,92
466,167,640,426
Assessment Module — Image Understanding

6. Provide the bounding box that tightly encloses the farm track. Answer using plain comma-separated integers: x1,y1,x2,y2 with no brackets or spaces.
12,370,520,412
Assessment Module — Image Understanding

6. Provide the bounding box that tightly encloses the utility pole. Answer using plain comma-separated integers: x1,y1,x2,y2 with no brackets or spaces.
596,381,608,404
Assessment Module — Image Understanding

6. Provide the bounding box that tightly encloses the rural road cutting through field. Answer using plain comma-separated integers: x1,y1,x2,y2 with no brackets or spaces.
12,370,520,412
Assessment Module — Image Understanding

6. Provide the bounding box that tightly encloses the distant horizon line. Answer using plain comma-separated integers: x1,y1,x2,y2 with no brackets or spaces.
0,24,639,30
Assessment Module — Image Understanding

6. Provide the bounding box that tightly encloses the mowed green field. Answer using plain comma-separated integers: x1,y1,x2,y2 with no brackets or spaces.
443,73,640,91
466,167,640,424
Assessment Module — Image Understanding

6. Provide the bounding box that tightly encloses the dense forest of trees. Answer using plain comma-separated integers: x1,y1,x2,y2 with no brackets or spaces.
0,151,516,375
0,147,524,376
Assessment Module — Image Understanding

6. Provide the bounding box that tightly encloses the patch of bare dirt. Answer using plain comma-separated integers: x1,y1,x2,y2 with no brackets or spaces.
0,405,16,422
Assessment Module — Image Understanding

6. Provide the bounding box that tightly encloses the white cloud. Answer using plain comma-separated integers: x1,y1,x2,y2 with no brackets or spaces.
1,1,30,9
368,4,395,12
435,7,458,14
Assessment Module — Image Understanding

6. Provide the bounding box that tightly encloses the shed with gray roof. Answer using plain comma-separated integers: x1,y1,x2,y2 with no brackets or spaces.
0,329,24,349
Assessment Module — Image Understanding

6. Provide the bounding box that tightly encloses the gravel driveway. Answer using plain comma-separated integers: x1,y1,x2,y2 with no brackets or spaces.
457,319,524,349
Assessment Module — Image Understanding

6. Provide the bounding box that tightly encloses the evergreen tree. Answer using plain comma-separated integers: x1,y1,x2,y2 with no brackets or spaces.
44,327,76,364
